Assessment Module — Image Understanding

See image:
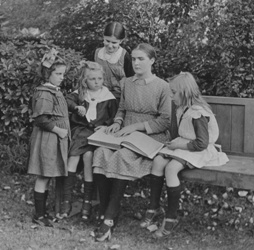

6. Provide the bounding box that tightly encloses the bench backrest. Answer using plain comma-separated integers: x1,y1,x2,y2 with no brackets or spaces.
170,96,254,157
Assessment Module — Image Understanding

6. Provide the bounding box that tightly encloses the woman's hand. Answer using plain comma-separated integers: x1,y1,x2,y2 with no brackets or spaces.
94,125,106,131
105,123,121,134
114,124,139,137
75,106,86,117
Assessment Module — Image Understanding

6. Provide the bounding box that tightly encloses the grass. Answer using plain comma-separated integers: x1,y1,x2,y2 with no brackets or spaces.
1,170,254,250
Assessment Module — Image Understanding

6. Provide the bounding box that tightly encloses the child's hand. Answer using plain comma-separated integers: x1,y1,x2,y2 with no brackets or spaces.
57,128,68,139
165,141,178,150
52,126,68,139
75,106,86,117
165,137,189,150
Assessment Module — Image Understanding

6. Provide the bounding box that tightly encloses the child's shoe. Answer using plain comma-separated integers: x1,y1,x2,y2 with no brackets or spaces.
140,207,165,228
95,214,105,228
56,201,72,219
32,215,53,227
45,212,57,222
153,218,178,239
81,200,92,221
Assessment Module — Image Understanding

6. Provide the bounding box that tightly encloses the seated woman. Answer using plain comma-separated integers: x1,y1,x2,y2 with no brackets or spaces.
92,43,172,242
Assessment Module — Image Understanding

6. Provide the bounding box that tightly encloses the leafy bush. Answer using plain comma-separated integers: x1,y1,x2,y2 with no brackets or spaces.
0,138,28,174
0,37,84,142
51,0,254,97
0,0,80,36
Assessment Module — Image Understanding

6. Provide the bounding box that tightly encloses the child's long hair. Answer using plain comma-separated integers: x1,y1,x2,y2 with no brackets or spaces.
76,61,104,102
170,72,212,113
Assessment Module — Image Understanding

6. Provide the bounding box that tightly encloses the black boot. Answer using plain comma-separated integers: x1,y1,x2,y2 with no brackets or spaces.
94,174,112,226
81,181,94,220
95,178,128,242
33,191,52,227
59,171,76,218
104,178,128,223
44,190,56,221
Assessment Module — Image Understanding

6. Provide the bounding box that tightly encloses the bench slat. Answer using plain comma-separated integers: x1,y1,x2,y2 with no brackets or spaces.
204,96,254,156
180,155,254,190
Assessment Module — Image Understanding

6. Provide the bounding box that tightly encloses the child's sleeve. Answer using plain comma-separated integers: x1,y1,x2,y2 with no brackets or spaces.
34,115,55,131
187,116,209,151
66,92,79,112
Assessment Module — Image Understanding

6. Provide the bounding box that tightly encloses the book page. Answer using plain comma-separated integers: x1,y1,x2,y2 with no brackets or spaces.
158,147,175,156
87,127,125,150
121,132,164,159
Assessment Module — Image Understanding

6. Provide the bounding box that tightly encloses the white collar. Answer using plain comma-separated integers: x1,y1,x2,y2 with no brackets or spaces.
43,82,60,91
97,46,123,64
84,86,115,122
132,74,157,84
84,86,115,103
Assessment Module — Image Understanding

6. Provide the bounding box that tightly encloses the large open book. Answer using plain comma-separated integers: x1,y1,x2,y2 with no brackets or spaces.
88,127,165,159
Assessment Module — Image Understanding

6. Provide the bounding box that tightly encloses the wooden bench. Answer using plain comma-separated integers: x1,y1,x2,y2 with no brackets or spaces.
170,96,254,190
55,96,254,215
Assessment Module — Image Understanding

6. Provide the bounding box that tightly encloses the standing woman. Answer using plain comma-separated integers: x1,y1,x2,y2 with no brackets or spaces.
92,43,172,241
95,21,134,103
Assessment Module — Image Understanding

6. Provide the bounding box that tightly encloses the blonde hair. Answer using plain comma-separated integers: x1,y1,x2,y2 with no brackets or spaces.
170,72,212,113
75,61,104,102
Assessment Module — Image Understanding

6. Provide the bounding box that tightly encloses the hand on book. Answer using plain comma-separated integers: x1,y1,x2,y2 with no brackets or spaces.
94,125,107,132
105,123,121,134
114,124,142,137
165,137,189,150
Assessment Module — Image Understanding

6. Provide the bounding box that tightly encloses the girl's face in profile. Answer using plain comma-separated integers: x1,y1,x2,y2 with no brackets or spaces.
103,36,122,54
86,70,104,91
49,65,66,87
170,84,182,106
131,49,154,77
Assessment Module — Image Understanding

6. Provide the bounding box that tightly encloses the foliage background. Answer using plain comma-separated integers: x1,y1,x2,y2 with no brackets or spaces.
0,0,254,171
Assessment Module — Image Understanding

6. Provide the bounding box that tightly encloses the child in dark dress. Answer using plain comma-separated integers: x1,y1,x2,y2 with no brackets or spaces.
27,49,70,227
57,61,118,220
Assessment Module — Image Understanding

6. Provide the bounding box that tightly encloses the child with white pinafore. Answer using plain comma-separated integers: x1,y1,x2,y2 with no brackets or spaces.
140,72,229,239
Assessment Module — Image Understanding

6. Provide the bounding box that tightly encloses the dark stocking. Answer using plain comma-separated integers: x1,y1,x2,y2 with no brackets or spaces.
166,185,182,219
63,171,76,202
149,174,164,210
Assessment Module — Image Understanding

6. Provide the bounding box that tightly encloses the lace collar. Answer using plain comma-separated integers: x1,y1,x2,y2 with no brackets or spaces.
97,46,123,64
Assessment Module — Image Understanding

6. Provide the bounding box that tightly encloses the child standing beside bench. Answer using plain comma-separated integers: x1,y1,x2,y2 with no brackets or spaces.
27,49,70,227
